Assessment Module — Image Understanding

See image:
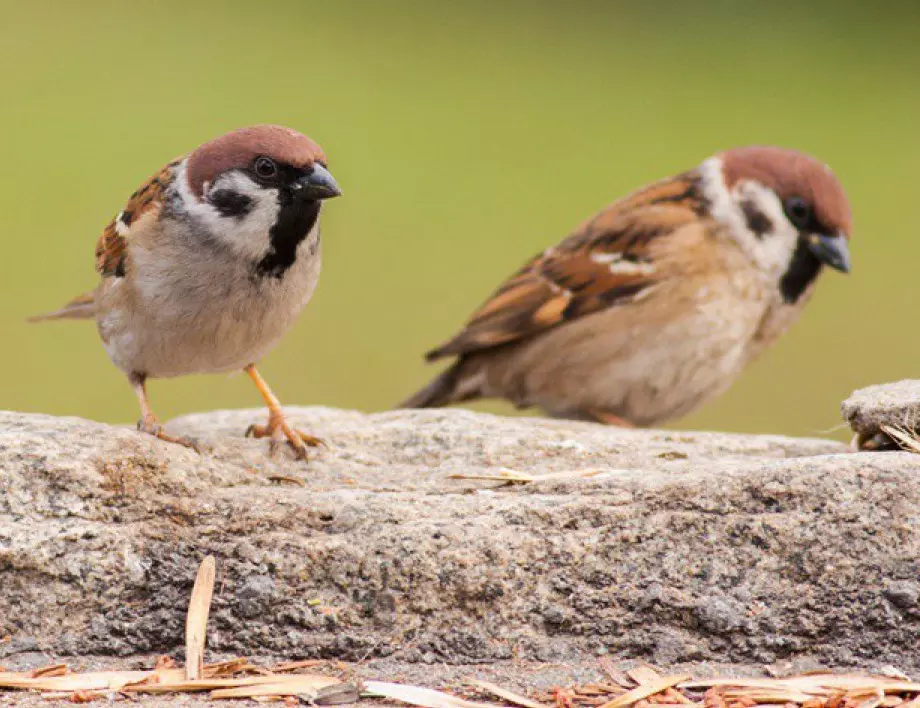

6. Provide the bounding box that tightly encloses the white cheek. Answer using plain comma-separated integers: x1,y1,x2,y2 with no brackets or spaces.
731,181,798,277
175,163,280,262
700,157,744,234
698,158,799,280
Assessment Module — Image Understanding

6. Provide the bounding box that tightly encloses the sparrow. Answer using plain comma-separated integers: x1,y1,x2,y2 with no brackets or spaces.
31,125,342,459
401,146,852,427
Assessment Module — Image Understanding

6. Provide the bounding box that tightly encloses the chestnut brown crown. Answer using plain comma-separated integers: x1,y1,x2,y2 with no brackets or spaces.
720,146,852,238
186,124,328,199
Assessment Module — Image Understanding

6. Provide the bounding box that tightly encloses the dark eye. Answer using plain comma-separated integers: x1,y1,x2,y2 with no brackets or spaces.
784,197,811,229
254,156,278,179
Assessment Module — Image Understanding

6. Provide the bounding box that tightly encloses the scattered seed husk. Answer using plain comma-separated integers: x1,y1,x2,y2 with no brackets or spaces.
3,558,919,708
364,680,502,708
210,674,341,699
627,668,693,705
467,678,549,708
598,675,690,708
0,670,155,692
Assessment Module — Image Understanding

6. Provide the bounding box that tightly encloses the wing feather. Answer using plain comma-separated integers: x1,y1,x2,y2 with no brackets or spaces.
426,171,707,360
94,159,180,277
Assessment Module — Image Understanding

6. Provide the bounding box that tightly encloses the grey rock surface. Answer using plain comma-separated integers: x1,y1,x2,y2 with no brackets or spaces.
1,407,919,672
843,379,920,445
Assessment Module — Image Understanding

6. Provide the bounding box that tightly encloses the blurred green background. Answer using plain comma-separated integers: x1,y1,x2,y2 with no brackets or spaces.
3,0,918,439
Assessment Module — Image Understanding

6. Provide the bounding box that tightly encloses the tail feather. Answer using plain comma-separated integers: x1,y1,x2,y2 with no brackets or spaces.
399,359,478,409
28,292,97,323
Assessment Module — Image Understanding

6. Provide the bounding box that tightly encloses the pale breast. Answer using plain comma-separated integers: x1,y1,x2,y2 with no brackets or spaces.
96,225,321,378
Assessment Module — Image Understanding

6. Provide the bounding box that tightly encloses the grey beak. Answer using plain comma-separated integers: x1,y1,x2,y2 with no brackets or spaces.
807,232,851,273
294,163,342,200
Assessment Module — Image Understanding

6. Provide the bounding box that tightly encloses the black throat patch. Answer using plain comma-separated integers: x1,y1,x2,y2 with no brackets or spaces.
779,237,822,304
255,196,321,279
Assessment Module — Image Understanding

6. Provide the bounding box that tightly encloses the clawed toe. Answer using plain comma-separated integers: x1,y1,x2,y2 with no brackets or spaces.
297,431,325,448
245,420,323,461
245,423,269,439
137,421,202,453
242,365,323,463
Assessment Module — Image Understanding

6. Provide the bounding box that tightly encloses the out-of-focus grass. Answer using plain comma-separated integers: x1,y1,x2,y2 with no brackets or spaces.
2,0,918,438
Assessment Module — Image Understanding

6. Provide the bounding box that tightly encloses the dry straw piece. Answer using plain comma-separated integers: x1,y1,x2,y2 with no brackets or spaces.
2,560,919,707
448,468,610,483
185,554,217,681
880,424,920,453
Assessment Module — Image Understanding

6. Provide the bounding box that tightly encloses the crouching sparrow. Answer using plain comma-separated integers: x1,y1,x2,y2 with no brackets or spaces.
402,146,852,427
32,125,341,459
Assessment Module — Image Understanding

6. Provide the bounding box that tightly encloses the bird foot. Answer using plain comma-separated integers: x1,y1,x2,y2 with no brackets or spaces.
137,420,202,453
245,418,324,461
585,409,635,428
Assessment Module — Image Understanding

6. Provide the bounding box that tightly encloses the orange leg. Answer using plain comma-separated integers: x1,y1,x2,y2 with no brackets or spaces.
584,408,636,428
130,374,201,452
244,364,323,460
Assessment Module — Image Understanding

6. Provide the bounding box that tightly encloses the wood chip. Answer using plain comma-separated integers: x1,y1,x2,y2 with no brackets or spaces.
364,680,502,708
126,675,307,694
467,678,549,708
628,668,693,705
30,664,69,678
210,674,341,699
0,670,155,692
272,659,328,673
203,657,250,677
722,690,816,703
876,667,911,682
185,555,216,681
856,690,886,708
685,677,920,695
598,659,636,689
599,675,691,708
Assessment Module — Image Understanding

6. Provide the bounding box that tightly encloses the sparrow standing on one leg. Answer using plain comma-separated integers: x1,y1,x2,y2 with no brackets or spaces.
402,146,852,427
32,125,342,459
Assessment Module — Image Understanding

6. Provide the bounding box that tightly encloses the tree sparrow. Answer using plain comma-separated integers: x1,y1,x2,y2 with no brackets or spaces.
32,125,341,459
401,146,852,427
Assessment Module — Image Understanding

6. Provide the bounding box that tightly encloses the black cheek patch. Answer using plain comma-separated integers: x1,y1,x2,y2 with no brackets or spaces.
740,199,773,239
210,190,253,219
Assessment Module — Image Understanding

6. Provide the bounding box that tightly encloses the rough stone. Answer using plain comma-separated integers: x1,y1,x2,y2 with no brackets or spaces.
884,580,920,610
842,379,920,448
1,407,919,672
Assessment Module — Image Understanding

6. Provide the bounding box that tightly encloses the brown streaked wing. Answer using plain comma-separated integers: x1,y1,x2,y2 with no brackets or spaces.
94,159,181,277
425,172,704,360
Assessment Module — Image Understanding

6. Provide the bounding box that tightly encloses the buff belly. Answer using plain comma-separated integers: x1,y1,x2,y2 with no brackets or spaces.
481,281,770,426
96,234,321,379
